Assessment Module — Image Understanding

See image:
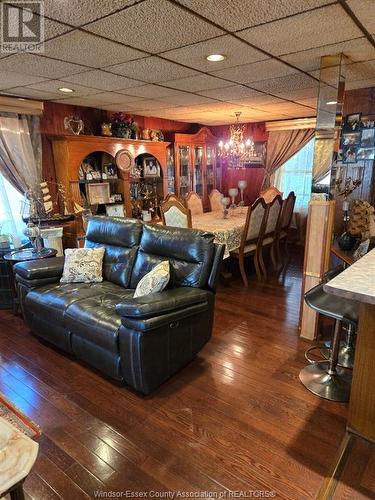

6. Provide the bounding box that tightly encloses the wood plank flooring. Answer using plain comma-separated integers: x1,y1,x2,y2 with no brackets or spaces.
0,252,358,499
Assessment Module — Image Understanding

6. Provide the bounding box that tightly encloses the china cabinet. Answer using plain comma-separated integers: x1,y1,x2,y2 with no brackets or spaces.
174,127,217,209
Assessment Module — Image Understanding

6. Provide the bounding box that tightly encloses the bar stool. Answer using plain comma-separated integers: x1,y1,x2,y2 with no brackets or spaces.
299,279,359,402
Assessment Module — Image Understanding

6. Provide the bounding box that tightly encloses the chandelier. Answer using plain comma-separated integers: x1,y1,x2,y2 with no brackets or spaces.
218,112,256,169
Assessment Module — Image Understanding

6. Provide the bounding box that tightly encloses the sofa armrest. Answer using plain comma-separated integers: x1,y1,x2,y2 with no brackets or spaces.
14,257,64,281
115,287,210,319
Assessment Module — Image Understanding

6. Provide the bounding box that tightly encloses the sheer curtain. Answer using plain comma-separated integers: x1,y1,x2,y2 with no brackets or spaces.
0,113,42,247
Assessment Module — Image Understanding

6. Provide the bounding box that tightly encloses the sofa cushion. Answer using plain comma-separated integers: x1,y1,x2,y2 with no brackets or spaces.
25,281,128,323
60,247,105,283
85,216,142,288
130,224,215,289
65,289,133,353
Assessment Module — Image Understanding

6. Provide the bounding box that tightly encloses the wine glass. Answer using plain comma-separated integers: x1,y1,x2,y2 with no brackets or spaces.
238,180,247,207
221,196,230,219
228,188,238,210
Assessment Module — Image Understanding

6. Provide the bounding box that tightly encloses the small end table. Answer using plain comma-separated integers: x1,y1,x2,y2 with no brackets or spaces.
3,248,58,315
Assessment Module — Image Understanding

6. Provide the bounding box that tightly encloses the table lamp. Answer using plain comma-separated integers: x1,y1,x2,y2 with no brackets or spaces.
238,180,247,207
228,188,238,209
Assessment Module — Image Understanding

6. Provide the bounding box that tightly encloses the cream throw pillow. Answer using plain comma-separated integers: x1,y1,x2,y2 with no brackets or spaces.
60,247,105,283
134,261,170,298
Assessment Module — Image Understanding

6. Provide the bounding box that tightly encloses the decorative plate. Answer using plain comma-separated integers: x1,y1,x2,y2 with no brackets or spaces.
115,149,133,172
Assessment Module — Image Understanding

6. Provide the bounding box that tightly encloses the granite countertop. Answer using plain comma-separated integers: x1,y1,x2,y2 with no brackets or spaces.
324,248,375,305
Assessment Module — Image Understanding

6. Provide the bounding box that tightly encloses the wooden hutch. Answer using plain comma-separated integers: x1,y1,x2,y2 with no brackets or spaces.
174,127,218,209
49,134,171,244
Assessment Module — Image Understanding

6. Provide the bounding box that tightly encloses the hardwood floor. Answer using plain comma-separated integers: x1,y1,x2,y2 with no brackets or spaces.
0,252,355,499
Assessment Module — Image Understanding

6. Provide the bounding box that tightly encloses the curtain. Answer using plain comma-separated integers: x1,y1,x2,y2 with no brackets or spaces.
0,113,42,194
262,128,315,189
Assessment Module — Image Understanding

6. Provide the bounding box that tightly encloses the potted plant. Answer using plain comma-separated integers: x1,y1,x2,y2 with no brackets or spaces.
111,113,138,139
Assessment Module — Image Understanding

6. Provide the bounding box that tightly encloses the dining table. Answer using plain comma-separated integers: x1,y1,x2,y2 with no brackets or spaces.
191,208,247,258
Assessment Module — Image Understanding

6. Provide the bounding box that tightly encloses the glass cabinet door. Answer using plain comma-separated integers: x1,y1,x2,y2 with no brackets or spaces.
167,147,175,193
206,146,215,195
193,146,203,196
178,146,190,197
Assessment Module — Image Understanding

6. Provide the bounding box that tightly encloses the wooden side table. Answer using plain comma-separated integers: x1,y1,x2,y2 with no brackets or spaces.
3,248,58,315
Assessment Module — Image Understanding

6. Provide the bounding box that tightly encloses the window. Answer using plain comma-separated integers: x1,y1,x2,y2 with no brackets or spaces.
0,174,25,247
273,138,315,212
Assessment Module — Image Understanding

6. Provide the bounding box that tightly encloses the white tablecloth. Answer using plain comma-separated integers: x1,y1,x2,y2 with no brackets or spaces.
192,209,247,258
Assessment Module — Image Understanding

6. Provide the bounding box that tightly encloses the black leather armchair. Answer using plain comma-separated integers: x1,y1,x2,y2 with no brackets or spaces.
15,217,224,394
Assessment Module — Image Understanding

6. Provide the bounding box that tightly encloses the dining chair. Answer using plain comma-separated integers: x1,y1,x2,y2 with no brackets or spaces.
185,191,204,216
259,195,283,279
209,189,223,212
164,193,179,203
230,197,268,286
277,191,296,262
259,186,283,204
160,199,192,228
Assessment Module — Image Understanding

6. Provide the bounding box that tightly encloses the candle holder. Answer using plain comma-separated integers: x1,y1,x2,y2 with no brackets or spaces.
228,187,238,210
238,180,247,207
221,197,230,219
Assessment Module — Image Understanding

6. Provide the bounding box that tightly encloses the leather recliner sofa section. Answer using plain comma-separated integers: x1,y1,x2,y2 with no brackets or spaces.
15,217,224,394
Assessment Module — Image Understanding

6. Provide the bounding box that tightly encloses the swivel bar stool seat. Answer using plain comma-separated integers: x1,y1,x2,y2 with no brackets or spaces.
299,281,359,402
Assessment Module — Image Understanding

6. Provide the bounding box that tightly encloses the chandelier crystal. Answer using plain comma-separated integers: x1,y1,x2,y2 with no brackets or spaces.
218,112,256,169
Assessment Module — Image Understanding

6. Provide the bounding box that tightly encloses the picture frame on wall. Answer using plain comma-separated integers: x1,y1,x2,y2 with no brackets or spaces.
342,132,361,146
360,128,375,148
357,148,375,161
342,145,357,163
343,112,362,131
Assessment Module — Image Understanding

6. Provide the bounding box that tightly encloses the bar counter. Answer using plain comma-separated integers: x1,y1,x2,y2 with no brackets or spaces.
318,249,375,498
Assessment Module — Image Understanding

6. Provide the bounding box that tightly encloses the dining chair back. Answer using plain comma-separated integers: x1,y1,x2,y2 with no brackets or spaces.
160,199,192,228
260,186,283,204
230,197,268,286
280,191,296,232
258,195,283,278
264,195,283,237
164,193,179,203
208,189,223,212
185,191,204,216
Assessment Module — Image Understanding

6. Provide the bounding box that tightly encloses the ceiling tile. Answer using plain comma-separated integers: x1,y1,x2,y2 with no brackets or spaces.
238,5,363,55
159,93,216,105
63,70,142,91
0,54,87,78
0,71,47,90
198,85,262,100
28,0,139,27
124,100,176,111
117,85,181,98
26,80,101,96
276,87,319,101
43,19,73,39
105,57,198,83
346,78,375,90
309,59,375,82
2,87,59,99
161,35,267,72
281,38,375,72
86,0,223,53
253,102,314,114
163,74,232,92
177,0,333,31
52,91,144,107
252,73,318,95
229,95,286,107
346,0,375,35
43,31,146,68
210,59,298,84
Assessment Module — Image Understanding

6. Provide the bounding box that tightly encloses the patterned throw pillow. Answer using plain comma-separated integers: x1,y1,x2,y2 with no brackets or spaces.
60,248,105,283
133,261,170,298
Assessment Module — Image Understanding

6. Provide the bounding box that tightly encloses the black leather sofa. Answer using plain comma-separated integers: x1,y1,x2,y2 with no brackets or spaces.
15,217,224,394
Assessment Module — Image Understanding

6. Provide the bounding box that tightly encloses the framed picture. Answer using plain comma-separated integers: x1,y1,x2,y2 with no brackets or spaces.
342,145,357,163
143,157,160,177
344,113,362,131
357,147,375,161
360,128,375,148
105,203,125,217
87,182,110,204
342,132,361,146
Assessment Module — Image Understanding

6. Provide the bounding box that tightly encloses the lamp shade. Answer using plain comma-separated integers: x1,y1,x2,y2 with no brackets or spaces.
238,180,247,190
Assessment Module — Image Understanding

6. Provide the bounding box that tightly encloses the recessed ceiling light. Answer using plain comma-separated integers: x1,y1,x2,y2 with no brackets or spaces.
326,100,337,105
206,54,226,62
58,87,74,93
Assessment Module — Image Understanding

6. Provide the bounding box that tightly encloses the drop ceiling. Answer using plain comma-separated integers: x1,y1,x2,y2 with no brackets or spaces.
0,0,374,125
